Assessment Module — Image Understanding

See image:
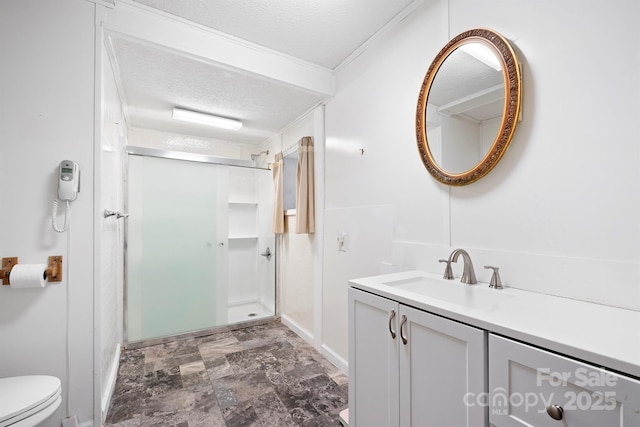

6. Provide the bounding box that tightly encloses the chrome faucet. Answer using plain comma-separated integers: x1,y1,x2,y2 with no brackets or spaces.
443,249,477,284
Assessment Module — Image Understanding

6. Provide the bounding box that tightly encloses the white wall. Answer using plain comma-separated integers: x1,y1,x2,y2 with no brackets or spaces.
322,205,394,371
267,115,318,341
323,0,640,365
280,215,316,335
0,0,97,425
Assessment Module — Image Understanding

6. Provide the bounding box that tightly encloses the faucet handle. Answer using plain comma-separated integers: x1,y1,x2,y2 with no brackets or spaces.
439,259,454,280
484,266,503,289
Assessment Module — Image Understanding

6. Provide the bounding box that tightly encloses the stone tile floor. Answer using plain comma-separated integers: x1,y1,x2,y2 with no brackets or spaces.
105,320,348,427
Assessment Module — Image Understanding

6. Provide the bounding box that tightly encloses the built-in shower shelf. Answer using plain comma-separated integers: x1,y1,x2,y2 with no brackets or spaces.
228,201,258,206
228,201,258,238
228,235,258,240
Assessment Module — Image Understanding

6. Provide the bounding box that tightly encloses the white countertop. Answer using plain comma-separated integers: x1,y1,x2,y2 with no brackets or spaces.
349,270,640,378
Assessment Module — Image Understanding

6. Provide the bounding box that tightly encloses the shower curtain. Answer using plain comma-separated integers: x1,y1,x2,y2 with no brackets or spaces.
272,152,285,234
296,136,315,234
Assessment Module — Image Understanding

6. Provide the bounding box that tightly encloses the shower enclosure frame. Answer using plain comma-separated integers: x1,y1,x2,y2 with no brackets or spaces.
122,146,278,349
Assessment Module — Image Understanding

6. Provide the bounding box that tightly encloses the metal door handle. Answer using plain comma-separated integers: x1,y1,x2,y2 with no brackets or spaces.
261,247,272,261
388,310,396,339
400,314,408,345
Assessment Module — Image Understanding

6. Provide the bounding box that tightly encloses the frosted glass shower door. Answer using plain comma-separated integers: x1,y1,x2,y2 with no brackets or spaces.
127,155,228,342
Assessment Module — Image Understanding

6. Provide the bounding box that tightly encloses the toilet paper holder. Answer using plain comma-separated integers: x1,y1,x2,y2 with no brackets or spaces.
1,256,63,285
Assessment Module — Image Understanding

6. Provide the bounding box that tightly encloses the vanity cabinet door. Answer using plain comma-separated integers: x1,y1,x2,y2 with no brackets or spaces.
349,287,488,427
399,305,487,427
348,288,400,427
489,334,640,426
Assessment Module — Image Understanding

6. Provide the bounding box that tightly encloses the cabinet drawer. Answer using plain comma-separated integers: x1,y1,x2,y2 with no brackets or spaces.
489,334,640,427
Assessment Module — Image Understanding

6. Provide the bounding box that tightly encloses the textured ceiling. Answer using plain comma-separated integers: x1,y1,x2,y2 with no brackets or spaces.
132,0,416,69
110,37,326,144
110,0,418,145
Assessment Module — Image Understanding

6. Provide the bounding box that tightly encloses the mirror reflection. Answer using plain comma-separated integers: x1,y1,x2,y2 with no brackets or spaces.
426,42,504,174
416,28,522,186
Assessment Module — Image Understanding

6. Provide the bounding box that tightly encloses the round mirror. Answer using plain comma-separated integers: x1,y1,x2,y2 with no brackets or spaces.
416,28,522,186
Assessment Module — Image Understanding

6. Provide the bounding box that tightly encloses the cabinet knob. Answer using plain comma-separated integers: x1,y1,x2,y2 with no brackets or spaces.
546,404,564,420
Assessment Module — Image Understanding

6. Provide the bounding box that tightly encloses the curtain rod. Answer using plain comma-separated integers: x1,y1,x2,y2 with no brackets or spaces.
282,143,298,157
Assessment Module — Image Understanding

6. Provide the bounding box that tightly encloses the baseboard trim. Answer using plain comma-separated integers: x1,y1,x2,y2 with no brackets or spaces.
280,314,315,347
321,343,348,375
280,314,348,375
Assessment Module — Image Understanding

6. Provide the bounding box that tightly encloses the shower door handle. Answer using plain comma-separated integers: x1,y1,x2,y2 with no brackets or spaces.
261,247,272,261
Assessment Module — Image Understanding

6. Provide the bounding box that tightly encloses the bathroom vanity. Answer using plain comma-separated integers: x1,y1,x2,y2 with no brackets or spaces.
348,270,640,427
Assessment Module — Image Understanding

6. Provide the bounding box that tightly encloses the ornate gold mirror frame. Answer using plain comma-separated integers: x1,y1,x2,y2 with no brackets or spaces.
416,28,522,186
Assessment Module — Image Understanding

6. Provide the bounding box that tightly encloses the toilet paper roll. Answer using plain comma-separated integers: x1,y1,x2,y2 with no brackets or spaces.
9,264,48,288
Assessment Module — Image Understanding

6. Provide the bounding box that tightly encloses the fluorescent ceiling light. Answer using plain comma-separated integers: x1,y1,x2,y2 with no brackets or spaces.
172,108,243,130
460,43,502,71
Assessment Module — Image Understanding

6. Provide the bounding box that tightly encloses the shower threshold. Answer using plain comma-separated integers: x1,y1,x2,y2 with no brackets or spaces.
124,311,277,350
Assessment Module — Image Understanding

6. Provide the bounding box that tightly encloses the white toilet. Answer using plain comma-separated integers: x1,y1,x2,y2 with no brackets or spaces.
0,376,61,427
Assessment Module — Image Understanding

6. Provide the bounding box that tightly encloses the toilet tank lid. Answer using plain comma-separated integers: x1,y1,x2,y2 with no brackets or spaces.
0,376,61,423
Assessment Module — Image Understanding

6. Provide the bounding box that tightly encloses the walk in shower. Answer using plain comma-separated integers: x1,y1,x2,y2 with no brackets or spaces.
124,147,275,345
